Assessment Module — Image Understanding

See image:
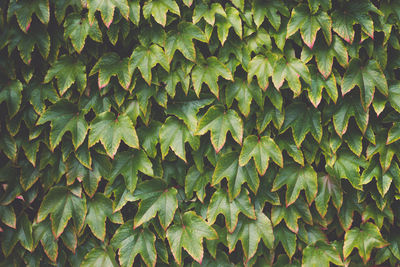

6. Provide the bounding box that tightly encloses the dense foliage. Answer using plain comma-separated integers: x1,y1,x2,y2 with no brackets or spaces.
1,0,400,266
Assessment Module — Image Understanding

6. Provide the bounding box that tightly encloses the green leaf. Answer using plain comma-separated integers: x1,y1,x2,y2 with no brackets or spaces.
87,0,129,27
342,58,388,109
166,211,218,264
185,166,211,203
226,79,263,117
26,81,59,115
111,221,157,267
33,219,58,262
37,186,86,238
280,103,322,147
0,80,23,118
239,135,283,175
89,52,132,90
110,150,153,192
272,163,318,206
212,151,259,199
192,3,226,25
0,205,16,229
302,241,343,267
387,123,400,144
287,4,332,48
88,111,139,158
315,174,342,217
247,54,274,90
64,13,102,53
7,0,49,32
37,100,88,150
143,0,180,27
132,179,178,229
252,0,289,30
81,246,118,267
306,65,338,107
207,188,256,233
165,22,207,62
274,224,297,259
196,105,243,152
343,222,388,264
130,44,170,85
227,210,274,261
191,56,233,97
44,55,86,95
159,116,199,162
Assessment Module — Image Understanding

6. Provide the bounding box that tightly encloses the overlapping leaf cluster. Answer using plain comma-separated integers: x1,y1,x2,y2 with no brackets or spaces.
1,0,400,266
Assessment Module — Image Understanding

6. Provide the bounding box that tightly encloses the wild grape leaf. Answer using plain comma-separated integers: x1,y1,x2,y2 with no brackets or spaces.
26,81,58,115
343,222,388,264
7,0,49,32
111,221,156,267
0,80,23,118
132,179,178,229
32,219,58,262
44,55,86,95
274,224,297,259
342,58,388,109
212,151,259,200
87,0,129,27
272,56,311,96
88,112,139,158
215,6,242,45
192,2,226,25
227,210,274,261
86,193,123,241
287,4,332,48
332,96,369,138
332,0,381,43
166,211,218,264
64,13,102,53
37,100,88,150
165,21,207,62
130,44,170,85
37,186,86,238
207,188,256,233
366,130,398,173
109,150,153,192
252,0,289,30
196,105,243,152
239,135,283,175
225,79,263,117
247,53,275,90
89,52,132,90
137,121,161,158
362,203,393,229
280,103,322,147
191,56,233,97
315,174,342,218
272,163,318,206
81,246,118,267
305,65,337,107
143,0,180,27
302,241,343,267
159,116,199,162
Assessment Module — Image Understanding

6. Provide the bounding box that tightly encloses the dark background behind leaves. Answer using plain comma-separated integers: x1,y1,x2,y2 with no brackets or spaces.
1,0,400,266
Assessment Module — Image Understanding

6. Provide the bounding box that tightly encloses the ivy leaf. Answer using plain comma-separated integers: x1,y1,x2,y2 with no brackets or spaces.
89,52,132,90
287,4,332,48
272,163,318,206
88,112,139,158
130,44,170,85
239,135,283,175
111,221,157,267
196,105,243,152
0,80,23,118
227,210,274,261
37,186,86,238
247,54,275,90
165,22,207,62
64,13,102,53
44,55,86,95
7,0,49,32
252,0,289,30
207,188,256,233
184,167,212,203
280,103,322,147
159,116,199,162
215,6,242,45
143,0,180,27
37,100,88,151
26,81,59,115
302,241,343,267
226,79,263,117
86,193,123,241
192,2,226,25
132,179,178,229
315,174,342,218
191,56,233,98
81,246,118,267
342,58,388,109
87,0,129,28
32,219,58,262
110,150,153,192
166,211,218,264
212,151,259,200
343,222,388,264
306,65,337,107
274,224,297,259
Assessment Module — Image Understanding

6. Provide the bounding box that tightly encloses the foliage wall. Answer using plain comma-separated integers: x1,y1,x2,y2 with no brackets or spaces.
1,0,400,266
